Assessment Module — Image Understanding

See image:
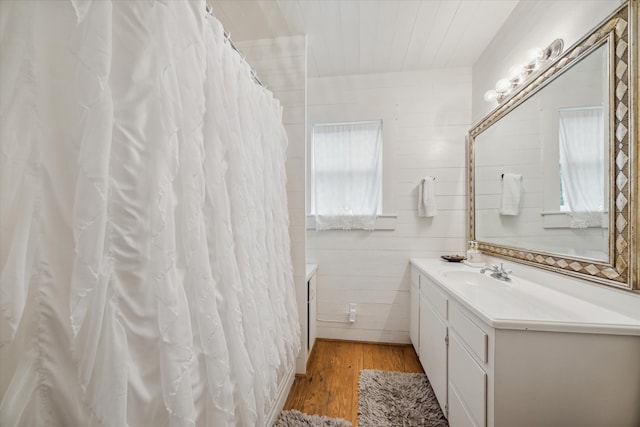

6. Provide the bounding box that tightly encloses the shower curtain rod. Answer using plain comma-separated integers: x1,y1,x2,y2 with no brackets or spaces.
205,3,266,89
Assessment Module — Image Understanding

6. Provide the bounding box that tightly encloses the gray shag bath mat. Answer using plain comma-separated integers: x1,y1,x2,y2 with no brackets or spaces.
358,370,448,427
275,409,352,427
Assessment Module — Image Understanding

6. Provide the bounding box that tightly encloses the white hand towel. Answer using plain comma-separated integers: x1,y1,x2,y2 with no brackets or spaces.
418,176,438,217
499,173,522,215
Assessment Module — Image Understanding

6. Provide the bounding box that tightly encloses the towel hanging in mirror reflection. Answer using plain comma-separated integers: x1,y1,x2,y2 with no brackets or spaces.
500,173,523,215
501,173,523,180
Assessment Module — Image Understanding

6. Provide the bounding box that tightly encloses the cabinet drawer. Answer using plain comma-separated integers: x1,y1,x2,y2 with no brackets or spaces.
421,275,448,320
450,306,487,363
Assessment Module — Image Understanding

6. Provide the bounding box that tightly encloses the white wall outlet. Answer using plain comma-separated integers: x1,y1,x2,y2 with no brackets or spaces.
348,303,356,323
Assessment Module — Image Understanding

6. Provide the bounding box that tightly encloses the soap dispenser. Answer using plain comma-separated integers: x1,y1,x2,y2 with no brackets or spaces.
466,241,482,266
465,241,474,261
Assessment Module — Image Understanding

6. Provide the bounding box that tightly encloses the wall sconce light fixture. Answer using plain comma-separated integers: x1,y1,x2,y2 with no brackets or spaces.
484,38,564,103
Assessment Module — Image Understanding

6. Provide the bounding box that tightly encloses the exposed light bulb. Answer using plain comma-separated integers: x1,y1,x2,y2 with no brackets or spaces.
495,78,511,93
521,62,536,76
526,47,543,62
546,39,564,60
509,65,523,80
483,89,498,102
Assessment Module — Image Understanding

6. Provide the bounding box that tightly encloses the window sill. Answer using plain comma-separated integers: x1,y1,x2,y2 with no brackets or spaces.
306,214,397,231
541,210,608,229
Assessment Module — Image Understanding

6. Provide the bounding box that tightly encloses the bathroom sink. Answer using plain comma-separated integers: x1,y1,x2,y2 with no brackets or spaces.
440,270,513,287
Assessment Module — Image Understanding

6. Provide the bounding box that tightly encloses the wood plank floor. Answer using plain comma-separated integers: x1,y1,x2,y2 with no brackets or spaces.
283,339,424,426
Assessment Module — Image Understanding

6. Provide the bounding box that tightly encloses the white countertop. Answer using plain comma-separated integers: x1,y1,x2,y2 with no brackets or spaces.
411,258,640,336
305,264,318,282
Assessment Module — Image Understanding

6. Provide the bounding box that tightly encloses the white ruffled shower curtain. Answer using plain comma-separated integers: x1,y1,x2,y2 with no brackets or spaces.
0,1,300,426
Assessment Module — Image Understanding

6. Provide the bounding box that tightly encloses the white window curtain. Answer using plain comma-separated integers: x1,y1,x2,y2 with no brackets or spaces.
558,107,605,228
311,120,382,230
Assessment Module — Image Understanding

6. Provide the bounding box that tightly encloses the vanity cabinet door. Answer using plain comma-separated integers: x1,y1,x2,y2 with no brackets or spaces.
419,294,448,416
307,273,317,353
448,332,487,427
410,268,420,354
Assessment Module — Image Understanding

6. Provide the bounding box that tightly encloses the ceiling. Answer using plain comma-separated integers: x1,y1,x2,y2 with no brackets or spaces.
210,0,519,78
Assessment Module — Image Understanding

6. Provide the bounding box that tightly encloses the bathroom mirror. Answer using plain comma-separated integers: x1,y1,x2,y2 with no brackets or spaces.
468,1,638,290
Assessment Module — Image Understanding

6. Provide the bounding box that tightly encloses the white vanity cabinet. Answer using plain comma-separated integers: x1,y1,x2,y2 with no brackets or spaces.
419,273,449,416
304,264,318,369
410,267,420,354
307,270,317,354
447,304,489,427
410,260,640,427
416,266,491,426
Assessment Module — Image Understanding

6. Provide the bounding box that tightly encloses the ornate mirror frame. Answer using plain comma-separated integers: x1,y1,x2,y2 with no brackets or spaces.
468,0,638,291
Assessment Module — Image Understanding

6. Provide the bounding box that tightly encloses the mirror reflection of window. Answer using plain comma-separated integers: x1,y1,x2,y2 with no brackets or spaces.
558,106,605,228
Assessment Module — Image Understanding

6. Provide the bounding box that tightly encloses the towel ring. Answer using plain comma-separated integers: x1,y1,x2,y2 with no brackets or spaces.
501,174,523,180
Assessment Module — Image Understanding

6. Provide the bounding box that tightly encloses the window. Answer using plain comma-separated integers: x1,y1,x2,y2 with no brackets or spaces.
559,163,568,211
310,120,382,230
558,107,605,227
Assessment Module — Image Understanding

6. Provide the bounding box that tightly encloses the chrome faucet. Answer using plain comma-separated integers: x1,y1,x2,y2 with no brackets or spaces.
480,263,512,281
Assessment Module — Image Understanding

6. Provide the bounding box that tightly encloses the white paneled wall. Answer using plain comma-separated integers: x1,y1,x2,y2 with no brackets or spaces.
236,36,308,372
307,68,471,343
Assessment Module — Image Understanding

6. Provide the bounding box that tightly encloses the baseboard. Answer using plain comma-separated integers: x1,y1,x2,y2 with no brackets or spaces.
316,337,414,347
266,363,295,426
